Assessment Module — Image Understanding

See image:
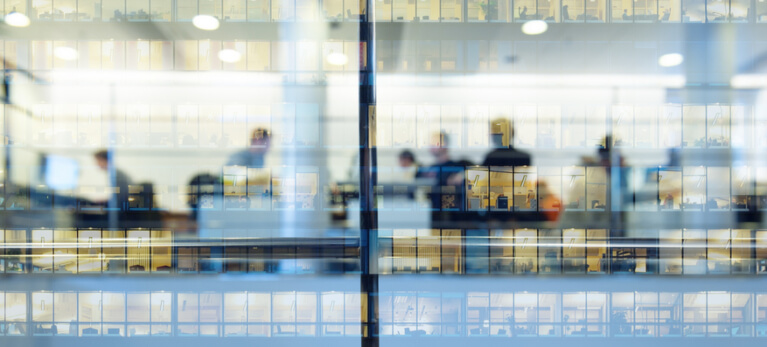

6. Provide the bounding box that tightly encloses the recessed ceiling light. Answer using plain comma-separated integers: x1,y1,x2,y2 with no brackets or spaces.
5,12,30,27
218,49,242,63
54,47,79,61
327,52,348,66
192,15,220,31
521,20,547,35
658,53,684,67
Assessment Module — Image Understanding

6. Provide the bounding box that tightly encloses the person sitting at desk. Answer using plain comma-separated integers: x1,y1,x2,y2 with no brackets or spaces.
227,128,270,167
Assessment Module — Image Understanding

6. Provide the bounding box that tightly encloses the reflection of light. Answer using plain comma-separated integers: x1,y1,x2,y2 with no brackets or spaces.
658,53,684,67
54,47,79,61
731,74,767,88
522,20,547,35
218,49,242,63
4,12,30,27
193,15,220,30
327,52,348,66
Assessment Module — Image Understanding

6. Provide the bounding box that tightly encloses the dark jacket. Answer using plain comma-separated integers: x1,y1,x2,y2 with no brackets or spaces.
482,147,531,167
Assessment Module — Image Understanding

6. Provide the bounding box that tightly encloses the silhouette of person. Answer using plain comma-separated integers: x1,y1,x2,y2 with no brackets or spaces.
227,128,270,167
482,122,531,167
93,150,132,210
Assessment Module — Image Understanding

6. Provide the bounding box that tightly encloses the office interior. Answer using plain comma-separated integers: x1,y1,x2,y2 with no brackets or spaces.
1,0,767,345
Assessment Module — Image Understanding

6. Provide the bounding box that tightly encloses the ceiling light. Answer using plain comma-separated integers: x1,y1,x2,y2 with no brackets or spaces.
658,53,684,67
54,47,79,61
4,12,30,27
327,52,348,66
521,20,547,35
218,49,242,63
192,15,220,30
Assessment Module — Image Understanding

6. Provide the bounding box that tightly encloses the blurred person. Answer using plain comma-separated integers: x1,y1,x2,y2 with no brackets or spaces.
227,128,270,167
395,150,419,182
482,122,531,167
90,149,132,210
417,132,466,214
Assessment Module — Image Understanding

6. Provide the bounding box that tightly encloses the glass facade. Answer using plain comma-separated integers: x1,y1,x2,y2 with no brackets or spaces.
2,286,767,338
1,0,767,346
2,0,767,23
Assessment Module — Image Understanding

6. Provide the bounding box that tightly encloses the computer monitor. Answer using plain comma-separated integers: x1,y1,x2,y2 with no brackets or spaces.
44,155,79,190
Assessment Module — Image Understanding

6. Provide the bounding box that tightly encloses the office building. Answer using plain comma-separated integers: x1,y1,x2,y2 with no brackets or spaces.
0,1,766,346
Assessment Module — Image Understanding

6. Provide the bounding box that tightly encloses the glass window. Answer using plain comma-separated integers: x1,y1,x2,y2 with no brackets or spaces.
586,0,604,21
659,167,681,210
707,292,730,336
563,228,585,273
538,293,560,336
612,0,633,22
707,167,730,211
515,292,538,336
54,292,78,336
248,0,270,21
758,0,767,22
152,0,172,21
707,229,731,274
683,0,705,22
660,229,682,274
79,292,102,335
515,0,538,21
177,0,197,21
756,231,767,274
730,230,752,274
538,229,561,274
561,0,584,22
658,0,681,21
586,167,607,211
32,292,54,326
465,230,490,274
635,0,659,22
707,104,730,147
563,166,585,210
102,0,126,21
5,0,27,16
683,229,706,274
683,292,706,336
31,229,53,273
489,293,512,336
586,229,608,273
563,292,586,335
127,229,150,272
683,166,706,211
441,0,463,21
587,293,607,336
757,295,767,335
515,229,537,273
635,292,658,336
78,229,102,273
272,0,296,21
660,104,682,147
683,105,705,148
467,292,488,336
126,0,150,21
224,0,247,21
391,229,416,273
323,0,343,20
5,292,28,335
659,292,681,336
77,0,102,21
467,167,488,211
490,229,514,273
442,229,463,274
